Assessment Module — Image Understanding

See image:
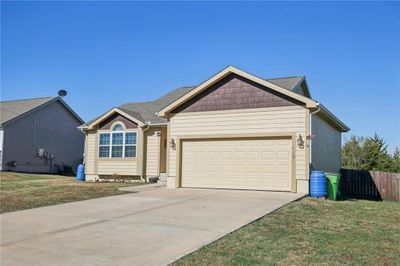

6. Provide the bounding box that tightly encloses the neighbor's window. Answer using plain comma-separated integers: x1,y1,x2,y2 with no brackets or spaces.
98,124,137,158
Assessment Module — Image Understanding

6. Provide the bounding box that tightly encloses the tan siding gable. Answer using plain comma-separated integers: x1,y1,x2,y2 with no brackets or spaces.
168,106,307,182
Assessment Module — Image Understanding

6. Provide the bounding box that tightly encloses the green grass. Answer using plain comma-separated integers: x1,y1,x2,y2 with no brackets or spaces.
174,198,400,266
0,172,142,213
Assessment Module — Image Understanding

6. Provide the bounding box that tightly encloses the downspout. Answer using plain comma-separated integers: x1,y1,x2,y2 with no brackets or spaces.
0,127,4,171
141,122,151,182
309,103,321,171
79,127,86,164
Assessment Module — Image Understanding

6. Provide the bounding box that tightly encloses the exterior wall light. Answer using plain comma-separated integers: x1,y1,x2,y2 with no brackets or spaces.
169,138,176,150
297,134,305,149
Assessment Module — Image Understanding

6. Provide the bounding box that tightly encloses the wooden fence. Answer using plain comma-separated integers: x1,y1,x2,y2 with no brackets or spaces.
339,169,400,202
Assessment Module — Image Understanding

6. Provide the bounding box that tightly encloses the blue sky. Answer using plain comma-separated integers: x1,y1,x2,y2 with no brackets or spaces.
1,1,399,151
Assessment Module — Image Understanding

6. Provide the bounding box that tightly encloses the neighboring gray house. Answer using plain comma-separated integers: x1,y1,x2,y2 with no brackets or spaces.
0,96,84,173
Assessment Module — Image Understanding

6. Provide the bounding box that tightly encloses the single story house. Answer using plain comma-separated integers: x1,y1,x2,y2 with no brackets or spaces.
80,66,349,193
0,96,85,173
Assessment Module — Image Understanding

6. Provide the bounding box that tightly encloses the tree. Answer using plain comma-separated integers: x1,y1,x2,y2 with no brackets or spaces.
363,134,391,171
391,148,400,173
341,134,399,173
341,135,368,170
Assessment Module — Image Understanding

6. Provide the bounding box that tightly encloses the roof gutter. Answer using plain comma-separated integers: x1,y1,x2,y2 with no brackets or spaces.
319,104,350,132
146,122,168,127
77,125,88,131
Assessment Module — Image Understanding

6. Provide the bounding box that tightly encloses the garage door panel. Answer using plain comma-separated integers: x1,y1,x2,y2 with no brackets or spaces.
277,151,290,159
250,165,261,173
181,137,292,191
208,151,219,160
277,165,290,174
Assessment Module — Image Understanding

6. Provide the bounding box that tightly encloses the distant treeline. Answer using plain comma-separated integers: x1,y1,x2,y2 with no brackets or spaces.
342,134,400,173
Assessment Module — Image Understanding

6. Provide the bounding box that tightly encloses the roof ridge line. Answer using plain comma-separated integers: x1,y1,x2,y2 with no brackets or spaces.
119,100,155,106
0,96,56,103
266,76,304,80
120,86,196,107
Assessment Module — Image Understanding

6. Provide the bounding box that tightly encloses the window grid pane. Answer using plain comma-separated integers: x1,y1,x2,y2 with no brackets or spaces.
99,146,110,157
125,146,136,157
125,132,137,145
99,133,110,145
112,133,123,145
112,146,123,158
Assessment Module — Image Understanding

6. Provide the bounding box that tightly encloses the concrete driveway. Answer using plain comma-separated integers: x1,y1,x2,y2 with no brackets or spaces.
1,185,304,266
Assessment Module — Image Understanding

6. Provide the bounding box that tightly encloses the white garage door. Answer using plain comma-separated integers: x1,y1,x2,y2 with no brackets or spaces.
181,137,292,191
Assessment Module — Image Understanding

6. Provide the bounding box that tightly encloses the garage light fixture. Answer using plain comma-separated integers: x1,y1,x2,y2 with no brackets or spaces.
169,138,176,150
297,134,305,149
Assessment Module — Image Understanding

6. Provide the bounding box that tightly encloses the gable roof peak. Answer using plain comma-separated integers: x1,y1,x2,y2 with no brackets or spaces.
1,96,58,126
158,66,317,116
1,96,83,126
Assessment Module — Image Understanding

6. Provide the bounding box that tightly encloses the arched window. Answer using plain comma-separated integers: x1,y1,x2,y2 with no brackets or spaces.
99,123,137,158
112,124,123,131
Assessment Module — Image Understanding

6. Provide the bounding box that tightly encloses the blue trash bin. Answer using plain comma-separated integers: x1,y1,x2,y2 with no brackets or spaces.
310,171,327,197
76,164,85,181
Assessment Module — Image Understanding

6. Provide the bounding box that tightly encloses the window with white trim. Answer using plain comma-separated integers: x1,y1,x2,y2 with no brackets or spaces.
124,132,137,157
99,133,110,157
98,124,137,158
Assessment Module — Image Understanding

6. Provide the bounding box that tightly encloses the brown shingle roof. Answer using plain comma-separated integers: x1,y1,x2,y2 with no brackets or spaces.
117,77,306,124
118,87,194,124
266,76,304,91
82,76,306,126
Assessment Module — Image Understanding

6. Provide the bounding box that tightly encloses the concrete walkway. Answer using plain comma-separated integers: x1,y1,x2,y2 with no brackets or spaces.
1,186,304,266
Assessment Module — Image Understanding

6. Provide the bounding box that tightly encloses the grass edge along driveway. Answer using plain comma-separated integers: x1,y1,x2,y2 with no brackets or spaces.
174,197,400,266
0,172,142,213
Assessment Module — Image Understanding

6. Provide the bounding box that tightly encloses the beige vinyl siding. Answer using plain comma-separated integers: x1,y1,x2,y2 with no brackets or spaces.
95,128,139,176
85,131,96,175
311,114,341,173
97,159,137,175
145,128,160,176
84,129,139,177
169,106,307,181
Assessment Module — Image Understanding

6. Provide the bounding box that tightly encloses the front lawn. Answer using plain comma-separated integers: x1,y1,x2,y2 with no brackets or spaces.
174,198,400,265
0,172,142,213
